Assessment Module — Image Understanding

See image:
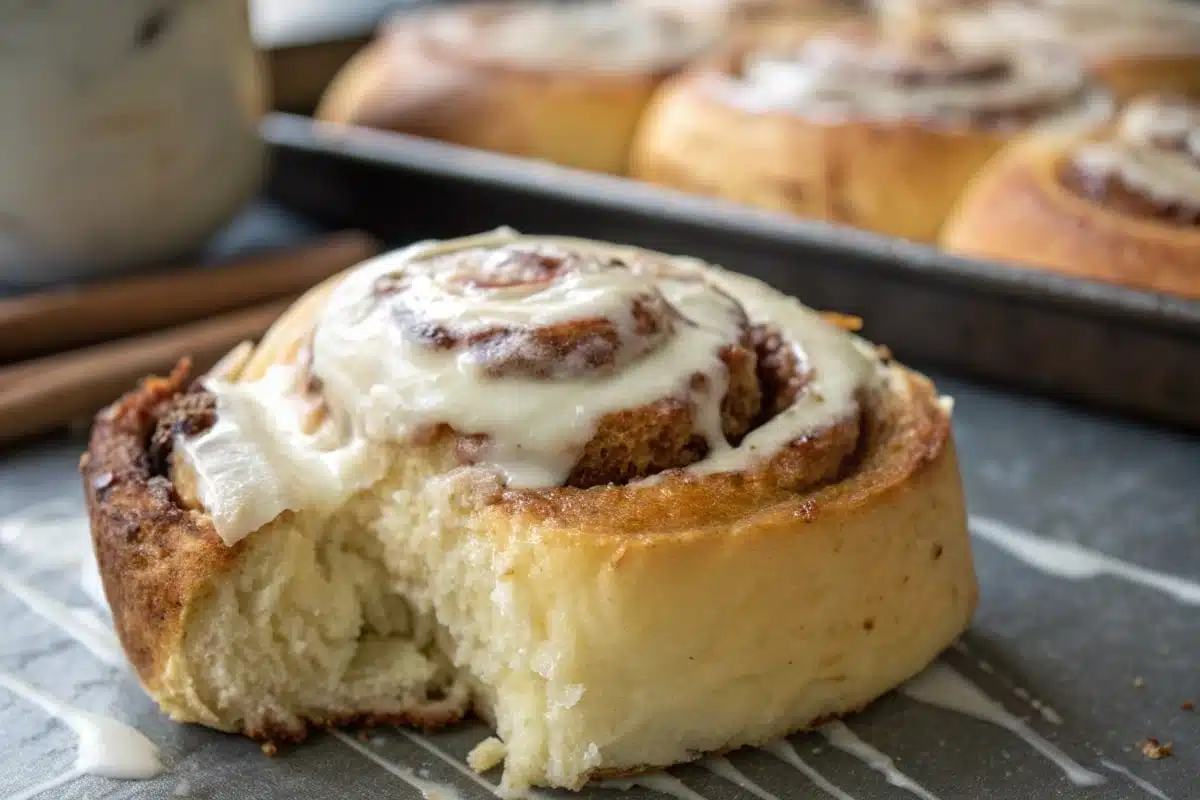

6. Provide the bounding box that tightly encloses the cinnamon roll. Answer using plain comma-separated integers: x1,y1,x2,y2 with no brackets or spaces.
914,0,1200,101
943,94,1200,298
83,230,975,792
314,1,716,175
629,20,1111,242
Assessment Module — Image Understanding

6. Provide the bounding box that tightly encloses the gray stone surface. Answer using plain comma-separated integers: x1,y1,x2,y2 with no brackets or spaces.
1,208,1196,799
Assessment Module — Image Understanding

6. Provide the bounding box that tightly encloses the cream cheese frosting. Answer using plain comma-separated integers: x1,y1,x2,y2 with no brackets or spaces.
178,230,884,546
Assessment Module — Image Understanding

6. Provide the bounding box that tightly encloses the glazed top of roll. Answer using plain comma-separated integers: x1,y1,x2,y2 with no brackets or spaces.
172,230,889,546
395,0,717,74
717,20,1102,129
1064,95,1200,225
942,0,1200,58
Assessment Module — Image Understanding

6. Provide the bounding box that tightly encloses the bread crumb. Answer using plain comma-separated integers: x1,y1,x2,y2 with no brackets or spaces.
1182,701,1194,712
1132,676,1145,689
261,741,279,757
1140,738,1173,760
467,737,507,773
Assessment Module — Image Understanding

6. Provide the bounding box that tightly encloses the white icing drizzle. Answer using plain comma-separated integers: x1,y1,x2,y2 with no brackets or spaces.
180,229,879,546
761,740,858,800
970,517,1200,605
333,731,465,800
901,663,1105,786
420,1,712,73
819,721,942,800
688,267,878,477
696,757,780,800
601,773,711,800
1071,96,1200,213
1100,759,1173,800
0,669,162,795
950,640,1063,725
0,566,125,668
0,500,110,614
730,29,1090,125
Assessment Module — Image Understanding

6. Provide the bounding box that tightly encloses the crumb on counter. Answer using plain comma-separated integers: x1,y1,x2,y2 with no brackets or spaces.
261,741,279,757
467,736,507,773
1140,738,1173,760
1182,701,1195,712
1132,676,1145,689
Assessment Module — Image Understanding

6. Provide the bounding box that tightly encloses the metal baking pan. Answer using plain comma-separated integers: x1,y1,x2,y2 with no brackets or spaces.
262,113,1200,430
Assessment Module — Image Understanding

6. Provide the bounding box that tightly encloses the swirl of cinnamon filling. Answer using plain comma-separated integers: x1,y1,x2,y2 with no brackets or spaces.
1063,96,1200,225
728,22,1092,128
312,231,882,490
409,0,714,73
173,231,882,545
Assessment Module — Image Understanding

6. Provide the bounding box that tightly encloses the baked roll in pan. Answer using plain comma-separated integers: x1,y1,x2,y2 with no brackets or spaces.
943,94,1200,299
316,1,716,174
631,20,1111,242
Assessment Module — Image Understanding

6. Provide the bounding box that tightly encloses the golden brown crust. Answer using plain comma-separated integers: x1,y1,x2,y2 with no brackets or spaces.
941,137,1200,299
316,3,709,175
628,31,1058,243
82,361,240,688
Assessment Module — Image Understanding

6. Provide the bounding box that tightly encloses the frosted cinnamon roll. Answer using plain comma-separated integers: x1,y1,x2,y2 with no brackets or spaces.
928,0,1200,100
944,94,1200,298
630,20,1110,241
315,1,717,174
83,230,975,793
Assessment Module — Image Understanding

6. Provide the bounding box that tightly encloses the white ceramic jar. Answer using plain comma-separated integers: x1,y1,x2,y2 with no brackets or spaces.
0,0,266,286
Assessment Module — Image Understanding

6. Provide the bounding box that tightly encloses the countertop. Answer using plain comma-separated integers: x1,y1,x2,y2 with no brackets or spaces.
1,204,1197,800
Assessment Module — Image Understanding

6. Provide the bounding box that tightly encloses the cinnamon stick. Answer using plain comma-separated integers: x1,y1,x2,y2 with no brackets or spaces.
0,299,294,446
0,231,378,363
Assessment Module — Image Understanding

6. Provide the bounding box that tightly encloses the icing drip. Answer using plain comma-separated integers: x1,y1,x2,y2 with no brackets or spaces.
970,516,1200,605
421,1,712,73
0,567,125,668
901,663,1105,786
731,25,1091,126
820,721,942,800
0,669,162,795
334,731,468,800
